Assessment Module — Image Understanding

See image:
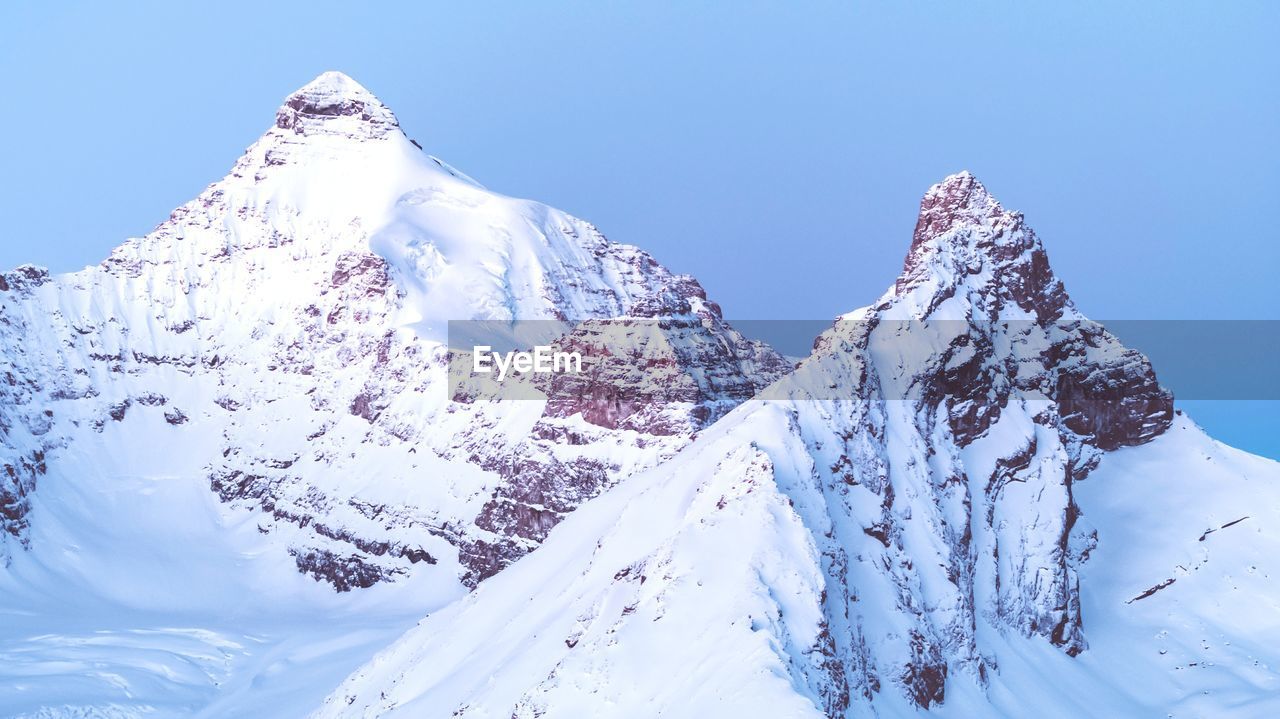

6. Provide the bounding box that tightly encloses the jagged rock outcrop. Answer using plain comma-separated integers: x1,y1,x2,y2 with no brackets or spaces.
0,266,59,562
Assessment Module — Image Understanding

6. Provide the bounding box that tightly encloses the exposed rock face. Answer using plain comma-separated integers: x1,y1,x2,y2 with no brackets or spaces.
0,72,785,589
537,312,791,435
0,268,59,561
460,306,789,580
274,71,401,140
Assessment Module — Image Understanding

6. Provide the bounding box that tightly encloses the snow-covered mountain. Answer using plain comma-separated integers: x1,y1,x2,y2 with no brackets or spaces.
0,71,785,585
315,175,1280,718
0,72,784,715
2,73,1277,719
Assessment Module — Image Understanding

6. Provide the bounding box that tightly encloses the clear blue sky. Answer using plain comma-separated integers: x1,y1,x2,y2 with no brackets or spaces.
1,2,1276,456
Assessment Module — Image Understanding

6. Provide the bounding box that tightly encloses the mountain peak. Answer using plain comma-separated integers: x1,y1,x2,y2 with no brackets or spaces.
291,71,376,101
911,170,1005,248
892,172,1070,320
274,71,400,138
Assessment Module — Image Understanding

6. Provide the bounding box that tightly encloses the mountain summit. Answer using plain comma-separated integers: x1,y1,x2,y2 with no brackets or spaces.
910,170,1003,247
275,70,401,138
893,170,1069,321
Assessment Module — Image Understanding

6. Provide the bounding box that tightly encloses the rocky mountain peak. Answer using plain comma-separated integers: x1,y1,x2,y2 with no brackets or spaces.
892,171,1068,321
910,171,1005,246
274,70,400,139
